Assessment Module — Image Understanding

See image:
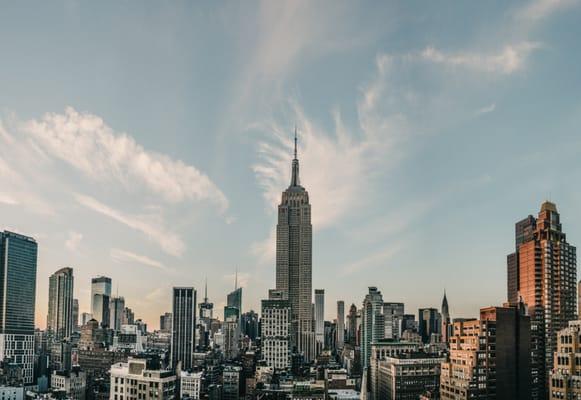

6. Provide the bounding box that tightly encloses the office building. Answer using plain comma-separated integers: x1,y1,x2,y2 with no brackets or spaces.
110,358,176,399
418,308,441,344
72,299,79,332
122,307,135,325
159,312,172,333
199,280,214,322
275,131,313,353
171,287,196,370
0,231,38,384
314,290,325,351
51,367,86,400
337,301,345,350
382,303,404,340
347,304,358,345
506,201,577,399
47,267,74,341
223,365,242,400
550,320,581,399
261,290,291,369
362,287,385,369
109,296,125,331
91,276,111,328
240,310,259,340
180,370,202,399
440,304,531,400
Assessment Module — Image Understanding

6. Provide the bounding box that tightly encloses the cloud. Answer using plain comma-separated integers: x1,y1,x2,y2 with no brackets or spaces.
110,248,166,270
516,0,580,22
23,107,228,213
65,231,83,252
420,43,541,75
340,243,403,277
476,103,496,116
75,193,185,257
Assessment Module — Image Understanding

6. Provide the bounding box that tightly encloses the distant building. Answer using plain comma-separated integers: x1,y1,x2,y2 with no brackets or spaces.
111,324,145,353
0,387,23,400
506,201,577,399
418,308,441,344
337,301,345,350
240,310,259,340
361,287,385,369
171,287,196,370
73,299,79,332
346,304,358,345
261,289,291,369
81,313,93,326
314,290,325,352
222,365,242,400
441,292,451,344
51,367,86,400
47,267,75,342
378,352,445,400
91,276,111,328
0,231,38,384
109,296,125,331
159,312,172,333
440,304,531,400
110,358,176,400
122,307,135,325
180,370,202,399
549,320,581,399
227,287,242,320
382,303,404,340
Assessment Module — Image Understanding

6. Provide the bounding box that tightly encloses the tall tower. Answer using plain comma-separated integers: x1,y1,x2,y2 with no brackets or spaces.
506,201,577,399
336,301,345,350
109,296,125,331
171,287,196,370
0,231,38,384
361,287,384,369
91,276,111,328
47,267,74,341
441,291,450,344
275,129,313,353
314,289,324,351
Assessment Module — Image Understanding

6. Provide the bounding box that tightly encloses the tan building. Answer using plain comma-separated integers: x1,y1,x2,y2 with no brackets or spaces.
369,339,419,400
110,358,176,400
550,320,581,399
440,305,530,400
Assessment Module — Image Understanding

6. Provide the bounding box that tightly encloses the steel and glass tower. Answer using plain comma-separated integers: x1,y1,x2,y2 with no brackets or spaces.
47,267,74,341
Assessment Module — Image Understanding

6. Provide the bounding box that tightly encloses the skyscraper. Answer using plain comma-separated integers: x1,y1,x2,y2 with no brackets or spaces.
347,304,358,345
261,289,291,369
441,291,451,344
275,130,312,354
171,287,196,370
47,267,74,342
109,296,125,331
361,287,384,369
382,302,404,340
314,289,324,351
72,299,79,332
336,301,345,350
91,276,111,328
199,279,213,321
0,231,38,384
506,201,577,399
418,308,441,344
227,287,242,320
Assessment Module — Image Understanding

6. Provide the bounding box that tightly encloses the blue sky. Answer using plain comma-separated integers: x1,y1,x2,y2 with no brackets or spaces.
1,1,581,329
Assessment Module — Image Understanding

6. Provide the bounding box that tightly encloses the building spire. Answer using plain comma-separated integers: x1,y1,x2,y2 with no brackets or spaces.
235,267,238,290
204,277,208,303
290,126,300,187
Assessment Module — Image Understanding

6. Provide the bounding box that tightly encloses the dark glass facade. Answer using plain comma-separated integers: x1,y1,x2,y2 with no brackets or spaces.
171,287,196,370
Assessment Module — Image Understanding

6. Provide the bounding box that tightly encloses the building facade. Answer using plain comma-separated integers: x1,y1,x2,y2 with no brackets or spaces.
549,320,581,399
418,308,441,344
110,358,176,400
91,276,112,328
0,231,38,384
275,132,313,355
171,287,196,370
362,287,385,370
337,301,345,351
314,289,325,352
382,303,404,340
261,290,291,369
47,267,74,342
109,296,125,332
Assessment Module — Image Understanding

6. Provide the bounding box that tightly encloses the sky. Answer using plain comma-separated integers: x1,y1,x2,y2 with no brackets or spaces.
1,0,581,330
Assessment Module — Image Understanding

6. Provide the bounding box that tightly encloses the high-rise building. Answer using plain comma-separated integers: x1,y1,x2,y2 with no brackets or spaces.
109,296,125,331
0,231,38,384
549,320,581,399
72,299,79,332
347,304,358,345
261,289,291,369
361,287,385,369
337,301,345,350
369,339,420,399
506,201,577,399
122,307,134,325
440,304,531,400
418,308,441,344
240,310,259,341
47,267,74,341
314,289,325,351
171,287,196,370
159,312,172,333
199,279,214,321
227,287,242,320
80,313,93,327
91,276,111,328
275,131,312,354
441,292,451,344
382,303,404,340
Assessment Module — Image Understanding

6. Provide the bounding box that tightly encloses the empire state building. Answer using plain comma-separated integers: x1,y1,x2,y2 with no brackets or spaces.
275,131,313,355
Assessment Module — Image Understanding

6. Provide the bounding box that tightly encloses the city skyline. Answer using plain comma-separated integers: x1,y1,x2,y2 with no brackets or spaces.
2,1,581,330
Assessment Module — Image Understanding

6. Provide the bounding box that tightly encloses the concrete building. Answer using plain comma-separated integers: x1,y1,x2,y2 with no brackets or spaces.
109,296,125,332
377,352,445,400
440,304,531,400
275,131,313,354
0,387,23,400
382,303,404,340
171,287,196,370
110,358,176,400
549,320,581,399
47,267,74,342
506,201,577,399
361,287,385,369
180,370,202,399
222,365,242,400
51,367,86,400
314,290,325,352
337,301,345,350
159,312,172,333
261,289,291,369
0,231,37,384
91,276,111,328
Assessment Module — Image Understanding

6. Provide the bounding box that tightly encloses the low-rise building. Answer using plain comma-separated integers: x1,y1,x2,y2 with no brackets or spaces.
110,358,176,400
180,370,202,399
550,320,581,399
51,368,86,400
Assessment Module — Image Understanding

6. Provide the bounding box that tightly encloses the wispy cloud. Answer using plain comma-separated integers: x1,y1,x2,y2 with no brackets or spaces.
75,193,185,257
420,43,541,75
516,0,580,22
340,242,403,277
476,103,496,116
23,107,228,213
110,248,166,270
65,231,83,252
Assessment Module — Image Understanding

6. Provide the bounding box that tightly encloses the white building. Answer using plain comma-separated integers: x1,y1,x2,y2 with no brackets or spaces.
51,368,86,400
261,290,290,369
314,290,325,352
0,387,24,400
180,371,202,399
111,324,145,353
110,358,176,400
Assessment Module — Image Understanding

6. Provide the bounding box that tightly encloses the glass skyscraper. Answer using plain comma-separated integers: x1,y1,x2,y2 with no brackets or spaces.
0,231,38,384
47,267,74,342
